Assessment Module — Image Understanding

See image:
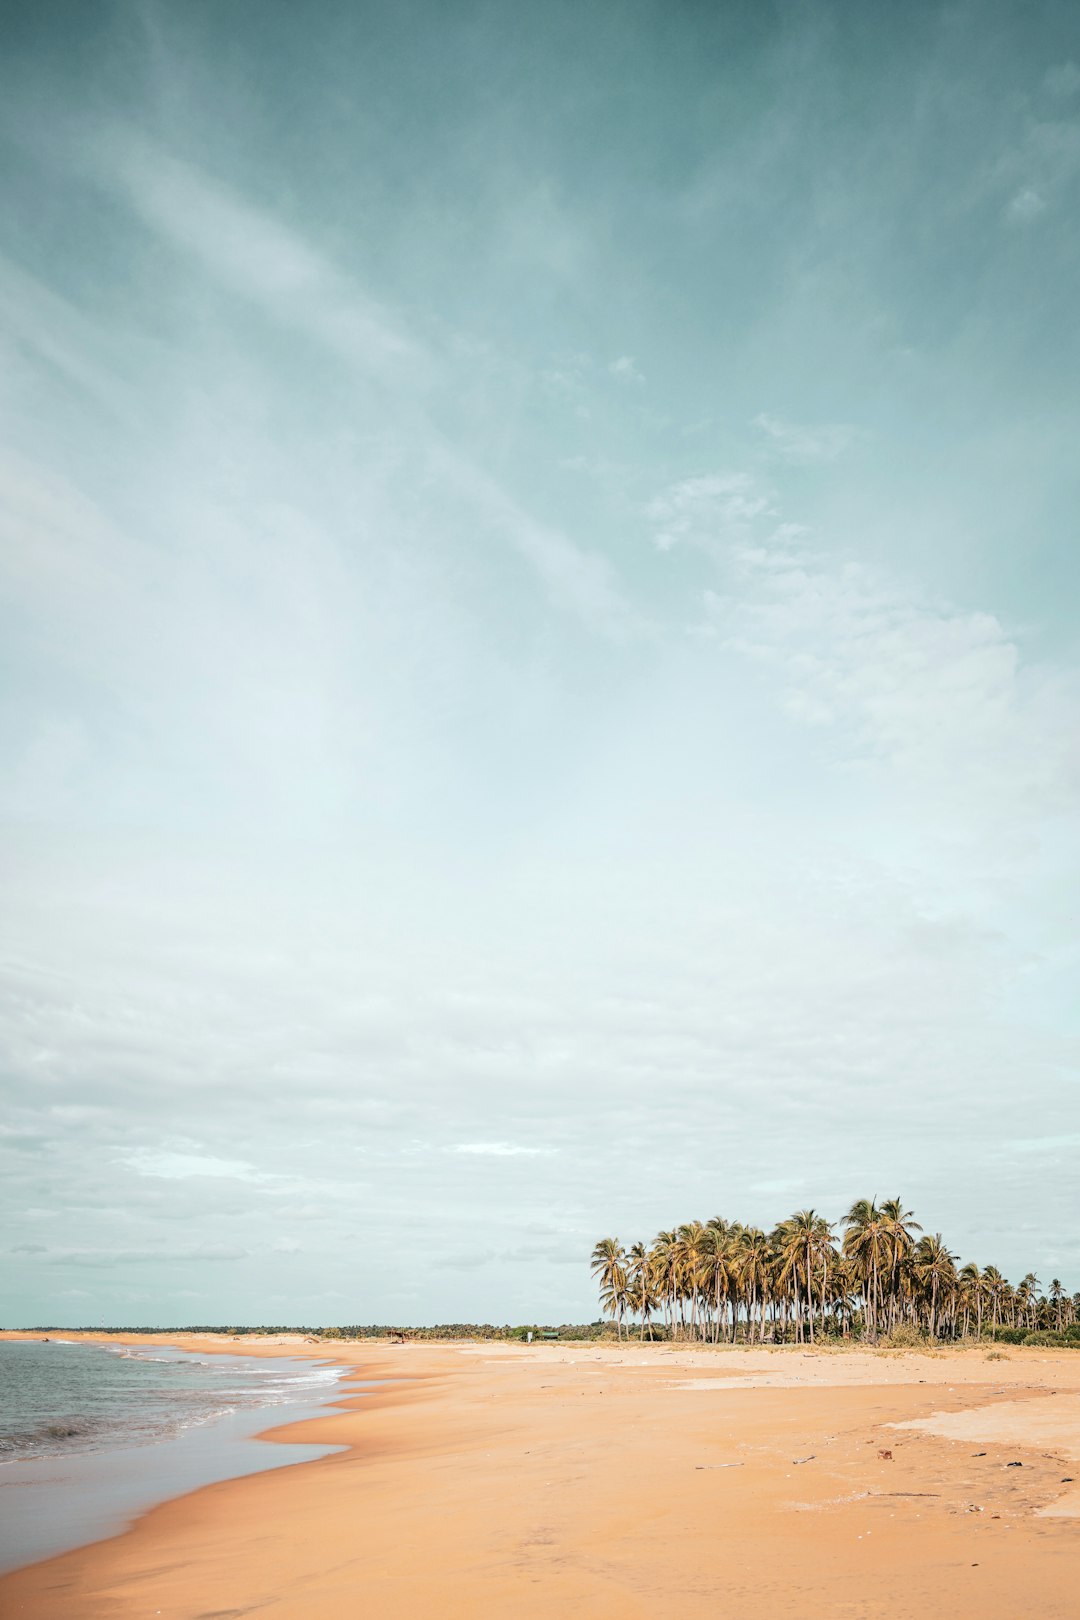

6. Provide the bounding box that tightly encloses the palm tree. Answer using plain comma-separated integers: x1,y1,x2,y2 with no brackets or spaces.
774,1210,836,1343
1050,1278,1065,1333
912,1234,957,1338
958,1261,984,1338
736,1227,773,1343
832,1253,861,1339
981,1265,1007,1329
1017,1273,1040,1332
590,1238,628,1339
649,1230,679,1340
811,1214,837,1338
672,1221,709,1341
842,1200,886,1337
626,1242,656,1340
771,1211,833,1343
878,1198,922,1331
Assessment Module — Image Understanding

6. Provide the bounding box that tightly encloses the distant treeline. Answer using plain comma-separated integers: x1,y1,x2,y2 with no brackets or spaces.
317,1324,603,1341
592,1199,1080,1345
23,1324,321,1336
18,1323,608,1340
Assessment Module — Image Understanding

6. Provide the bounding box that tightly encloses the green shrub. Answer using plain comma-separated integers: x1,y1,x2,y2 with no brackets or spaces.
879,1325,929,1349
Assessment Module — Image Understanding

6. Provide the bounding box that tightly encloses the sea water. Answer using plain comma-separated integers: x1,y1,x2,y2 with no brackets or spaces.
0,1339,352,1573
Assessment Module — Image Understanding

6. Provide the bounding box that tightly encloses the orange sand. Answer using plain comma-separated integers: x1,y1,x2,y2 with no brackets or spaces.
2,1332,1079,1618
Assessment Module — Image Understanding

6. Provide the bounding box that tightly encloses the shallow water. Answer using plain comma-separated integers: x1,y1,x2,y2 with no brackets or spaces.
0,1338,342,1459
0,1340,357,1573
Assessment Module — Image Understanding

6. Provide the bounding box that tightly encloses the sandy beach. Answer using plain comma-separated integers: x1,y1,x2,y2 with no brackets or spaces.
1,1333,1078,1618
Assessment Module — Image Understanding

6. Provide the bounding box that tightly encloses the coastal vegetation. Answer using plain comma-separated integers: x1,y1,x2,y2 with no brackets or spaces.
17,1323,609,1342
591,1200,1080,1345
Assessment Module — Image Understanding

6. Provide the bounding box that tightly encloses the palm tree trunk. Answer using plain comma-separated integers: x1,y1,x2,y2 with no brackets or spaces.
806,1242,815,1344
820,1251,828,1342
870,1253,878,1338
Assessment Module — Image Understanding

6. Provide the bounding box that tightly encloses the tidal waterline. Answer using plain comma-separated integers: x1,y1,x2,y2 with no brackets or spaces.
0,1339,356,1572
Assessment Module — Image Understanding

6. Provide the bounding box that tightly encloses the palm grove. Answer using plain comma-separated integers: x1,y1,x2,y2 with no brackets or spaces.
591,1200,1079,1344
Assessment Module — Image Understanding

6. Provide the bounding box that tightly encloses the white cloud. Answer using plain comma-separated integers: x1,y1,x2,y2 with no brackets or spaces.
702,530,1080,830
541,352,592,398
451,1142,547,1157
1006,186,1047,222
11,1243,251,1266
124,1150,261,1181
752,413,859,462
648,473,773,552
609,355,644,385
995,117,1080,223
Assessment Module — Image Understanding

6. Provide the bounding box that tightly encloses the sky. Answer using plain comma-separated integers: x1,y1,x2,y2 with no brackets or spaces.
1,0,1078,1327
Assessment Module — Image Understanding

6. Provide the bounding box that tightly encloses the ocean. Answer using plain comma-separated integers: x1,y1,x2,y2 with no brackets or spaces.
0,1338,351,1573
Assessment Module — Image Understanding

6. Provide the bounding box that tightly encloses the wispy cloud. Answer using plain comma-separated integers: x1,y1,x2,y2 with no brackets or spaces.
609,354,644,385
995,115,1080,224
752,413,859,463
647,473,773,552
74,126,639,642
90,126,430,386
702,526,1080,825
437,449,647,639
1006,186,1048,222
9,1243,251,1267
451,1142,547,1157
123,1150,262,1181
0,254,135,415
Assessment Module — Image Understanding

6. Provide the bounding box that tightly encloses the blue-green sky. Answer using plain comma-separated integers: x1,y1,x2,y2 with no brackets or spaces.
2,0,1078,1325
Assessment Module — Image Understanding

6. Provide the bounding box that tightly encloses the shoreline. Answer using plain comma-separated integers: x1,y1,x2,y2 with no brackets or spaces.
0,1332,362,1576
1,1334,1078,1617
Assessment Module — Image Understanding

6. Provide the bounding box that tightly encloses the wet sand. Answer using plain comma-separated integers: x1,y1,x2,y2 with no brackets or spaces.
2,1332,1078,1618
